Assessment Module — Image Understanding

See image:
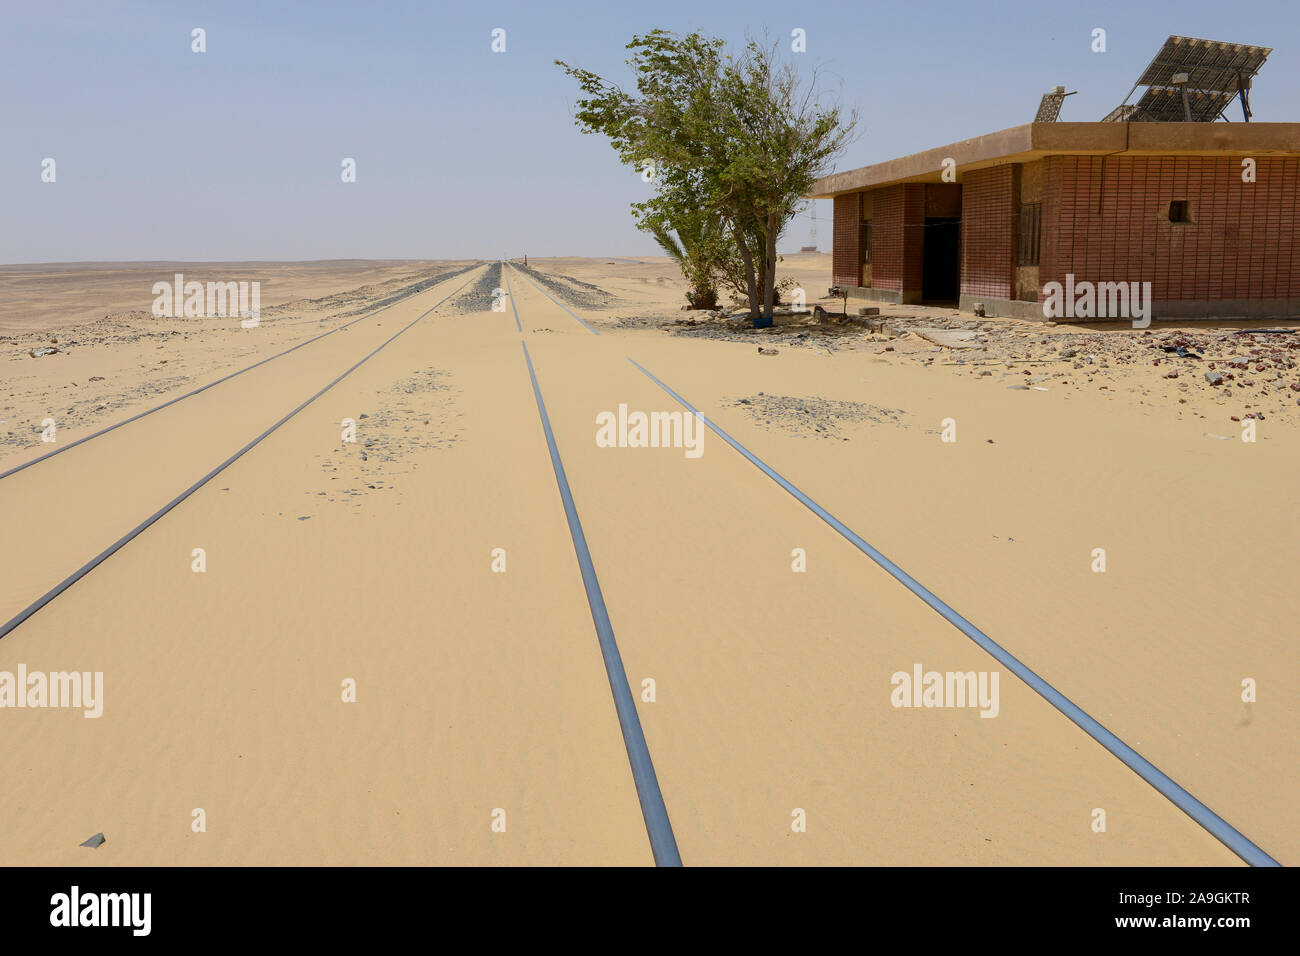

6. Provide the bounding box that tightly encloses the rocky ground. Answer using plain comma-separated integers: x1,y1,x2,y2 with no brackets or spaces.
728,392,911,439
520,260,1300,430
0,264,481,451
311,367,462,512
613,303,1300,427
899,320,1300,425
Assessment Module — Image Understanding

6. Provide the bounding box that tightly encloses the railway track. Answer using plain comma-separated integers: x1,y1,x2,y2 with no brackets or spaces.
505,263,1280,867
0,265,483,642
0,263,481,482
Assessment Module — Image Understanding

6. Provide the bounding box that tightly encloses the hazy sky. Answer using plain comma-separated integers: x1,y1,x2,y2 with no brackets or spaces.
2,0,1295,262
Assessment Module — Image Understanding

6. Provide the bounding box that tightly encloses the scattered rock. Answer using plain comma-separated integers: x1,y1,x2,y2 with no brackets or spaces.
80,832,106,848
730,393,908,437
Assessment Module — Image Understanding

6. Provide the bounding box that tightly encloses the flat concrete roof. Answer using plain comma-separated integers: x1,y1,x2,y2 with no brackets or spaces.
807,122,1300,198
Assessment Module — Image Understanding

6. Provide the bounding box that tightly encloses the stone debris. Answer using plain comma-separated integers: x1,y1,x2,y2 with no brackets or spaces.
730,393,908,438
446,262,504,314
513,262,616,308
315,367,461,510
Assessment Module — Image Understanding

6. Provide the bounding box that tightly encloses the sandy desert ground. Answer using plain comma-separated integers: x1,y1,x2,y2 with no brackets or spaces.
0,254,1294,866
0,260,455,334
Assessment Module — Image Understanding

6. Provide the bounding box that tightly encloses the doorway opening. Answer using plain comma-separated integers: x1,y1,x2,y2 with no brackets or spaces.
923,217,960,304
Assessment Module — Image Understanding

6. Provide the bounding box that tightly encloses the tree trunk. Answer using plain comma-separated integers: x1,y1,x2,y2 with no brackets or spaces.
762,211,777,320
733,221,760,317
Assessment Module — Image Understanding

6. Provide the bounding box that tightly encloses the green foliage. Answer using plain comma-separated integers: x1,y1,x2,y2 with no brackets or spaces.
559,30,856,320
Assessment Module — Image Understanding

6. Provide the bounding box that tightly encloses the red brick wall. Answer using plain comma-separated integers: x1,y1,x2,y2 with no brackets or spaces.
902,184,926,294
870,184,925,294
1040,155,1300,301
833,192,861,286
871,187,902,291
960,166,1015,299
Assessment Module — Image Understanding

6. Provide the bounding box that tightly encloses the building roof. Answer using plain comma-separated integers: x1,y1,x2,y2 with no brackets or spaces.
807,122,1300,198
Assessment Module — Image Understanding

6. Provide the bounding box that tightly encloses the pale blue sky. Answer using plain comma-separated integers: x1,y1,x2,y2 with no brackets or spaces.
2,0,1295,262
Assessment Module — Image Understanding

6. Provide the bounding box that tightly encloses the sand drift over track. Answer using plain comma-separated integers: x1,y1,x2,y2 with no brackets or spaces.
445,262,504,314
0,266,483,640
513,262,616,309
0,264,481,474
317,263,486,318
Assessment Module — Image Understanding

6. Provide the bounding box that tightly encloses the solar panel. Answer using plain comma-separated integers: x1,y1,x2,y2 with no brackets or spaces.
1136,36,1271,93
1131,86,1238,123
1035,86,1070,122
1102,34,1272,123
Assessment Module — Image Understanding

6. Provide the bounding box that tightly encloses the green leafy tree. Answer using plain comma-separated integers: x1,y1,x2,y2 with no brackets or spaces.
559,30,855,323
632,162,729,309
647,220,722,310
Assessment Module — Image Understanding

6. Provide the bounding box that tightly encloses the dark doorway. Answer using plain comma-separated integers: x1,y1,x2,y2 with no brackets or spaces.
923,217,960,303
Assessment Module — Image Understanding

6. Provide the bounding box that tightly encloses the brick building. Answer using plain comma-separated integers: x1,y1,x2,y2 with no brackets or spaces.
808,122,1300,320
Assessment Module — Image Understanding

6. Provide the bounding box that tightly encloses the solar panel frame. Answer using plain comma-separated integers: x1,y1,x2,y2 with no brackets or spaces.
1130,86,1238,123
1035,91,1066,122
1101,34,1271,123
1135,35,1271,93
